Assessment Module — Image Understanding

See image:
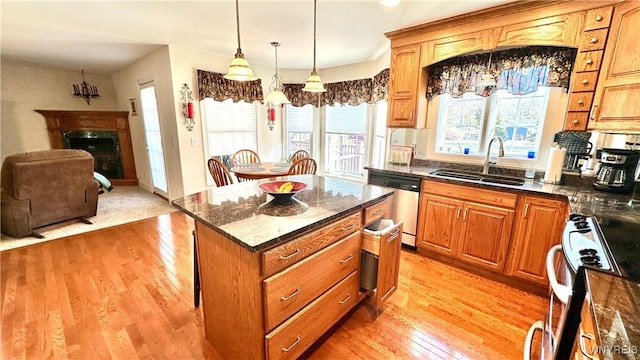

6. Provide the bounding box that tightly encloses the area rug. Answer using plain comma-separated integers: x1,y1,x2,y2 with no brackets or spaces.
0,186,177,251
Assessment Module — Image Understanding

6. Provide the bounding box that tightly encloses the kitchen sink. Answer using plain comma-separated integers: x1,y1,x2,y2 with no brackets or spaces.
429,169,525,186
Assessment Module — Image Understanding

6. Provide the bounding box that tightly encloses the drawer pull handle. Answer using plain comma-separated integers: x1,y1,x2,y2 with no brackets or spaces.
577,99,584,105
573,119,579,125
596,15,603,21
340,254,354,263
462,208,468,220
281,287,301,301
372,209,384,215
282,335,301,352
279,248,300,260
456,207,461,219
579,329,599,360
387,231,400,243
341,223,355,231
338,293,352,304
590,37,598,44
586,58,593,65
582,79,589,85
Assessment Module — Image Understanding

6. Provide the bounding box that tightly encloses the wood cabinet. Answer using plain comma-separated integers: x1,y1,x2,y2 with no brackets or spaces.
361,199,403,310
194,211,363,360
589,2,640,131
507,195,568,286
418,180,516,273
388,44,421,128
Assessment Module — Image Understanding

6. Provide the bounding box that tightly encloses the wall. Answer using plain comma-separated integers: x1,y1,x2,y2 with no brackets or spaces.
0,62,117,162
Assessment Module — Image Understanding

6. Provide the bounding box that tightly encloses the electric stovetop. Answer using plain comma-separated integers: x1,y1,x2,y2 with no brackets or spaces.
595,215,640,282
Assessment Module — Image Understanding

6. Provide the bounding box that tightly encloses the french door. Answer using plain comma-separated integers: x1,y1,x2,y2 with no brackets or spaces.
139,83,168,198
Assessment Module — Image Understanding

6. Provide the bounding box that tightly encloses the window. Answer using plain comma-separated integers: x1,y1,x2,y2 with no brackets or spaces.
436,87,550,158
202,98,257,157
325,104,367,177
372,101,388,168
285,104,313,158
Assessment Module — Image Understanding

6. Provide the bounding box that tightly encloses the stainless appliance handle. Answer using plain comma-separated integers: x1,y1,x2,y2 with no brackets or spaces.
523,320,544,360
546,244,571,304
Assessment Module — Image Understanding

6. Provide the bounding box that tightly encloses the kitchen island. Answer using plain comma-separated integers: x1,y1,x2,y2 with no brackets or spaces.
172,175,393,360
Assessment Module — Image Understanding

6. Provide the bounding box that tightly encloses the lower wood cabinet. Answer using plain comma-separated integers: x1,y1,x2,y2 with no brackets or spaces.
418,179,568,289
418,181,515,273
507,195,568,285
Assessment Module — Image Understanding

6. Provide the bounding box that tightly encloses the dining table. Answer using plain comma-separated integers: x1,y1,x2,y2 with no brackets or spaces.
231,161,292,181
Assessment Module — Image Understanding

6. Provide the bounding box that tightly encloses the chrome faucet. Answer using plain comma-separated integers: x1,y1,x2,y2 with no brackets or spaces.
482,137,504,174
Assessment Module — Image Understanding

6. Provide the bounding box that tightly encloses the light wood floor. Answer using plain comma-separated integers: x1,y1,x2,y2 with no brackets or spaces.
1,212,547,359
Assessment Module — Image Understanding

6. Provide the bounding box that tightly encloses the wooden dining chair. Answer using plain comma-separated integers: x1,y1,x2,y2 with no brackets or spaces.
288,157,317,175
289,149,310,163
232,149,260,167
207,157,234,187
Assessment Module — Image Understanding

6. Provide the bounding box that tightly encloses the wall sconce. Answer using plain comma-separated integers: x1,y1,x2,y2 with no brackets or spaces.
180,83,195,131
267,104,276,131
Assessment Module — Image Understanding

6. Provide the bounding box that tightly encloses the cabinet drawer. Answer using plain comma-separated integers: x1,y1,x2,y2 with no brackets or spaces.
262,212,361,277
568,92,594,111
265,270,359,360
574,51,603,72
563,112,589,131
423,180,517,208
580,29,608,51
572,72,598,92
363,199,388,226
583,7,613,31
263,231,361,331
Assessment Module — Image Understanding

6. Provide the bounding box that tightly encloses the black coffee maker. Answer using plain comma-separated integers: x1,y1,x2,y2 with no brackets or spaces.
593,148,640,193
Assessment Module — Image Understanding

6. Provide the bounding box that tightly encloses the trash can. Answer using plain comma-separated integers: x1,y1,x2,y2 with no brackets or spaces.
359,219,396,291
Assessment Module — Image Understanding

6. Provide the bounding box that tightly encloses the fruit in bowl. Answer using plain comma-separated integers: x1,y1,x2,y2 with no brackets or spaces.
259,181,307,202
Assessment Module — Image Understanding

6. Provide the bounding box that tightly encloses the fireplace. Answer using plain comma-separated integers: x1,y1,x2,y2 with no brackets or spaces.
36,110,138,186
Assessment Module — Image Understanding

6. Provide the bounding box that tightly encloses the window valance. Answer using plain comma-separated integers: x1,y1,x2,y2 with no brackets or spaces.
283,68,390,107
197,69,264,103
426,46,576,99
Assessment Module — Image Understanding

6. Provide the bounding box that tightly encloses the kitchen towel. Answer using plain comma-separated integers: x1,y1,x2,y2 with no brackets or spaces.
543,146,567,184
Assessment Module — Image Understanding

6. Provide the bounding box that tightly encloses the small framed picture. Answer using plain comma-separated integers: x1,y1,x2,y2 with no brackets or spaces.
129,98,138,116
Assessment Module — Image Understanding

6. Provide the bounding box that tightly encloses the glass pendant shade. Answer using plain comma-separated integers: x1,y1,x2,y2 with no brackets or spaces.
224,0,257,81
224,55,257,81
265,89,290,105
303,71,326,92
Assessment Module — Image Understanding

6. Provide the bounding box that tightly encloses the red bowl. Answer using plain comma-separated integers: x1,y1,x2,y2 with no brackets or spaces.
258,181,307,195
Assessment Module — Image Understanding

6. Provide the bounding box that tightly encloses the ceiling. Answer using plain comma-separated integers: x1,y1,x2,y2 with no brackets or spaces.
1,0,515,75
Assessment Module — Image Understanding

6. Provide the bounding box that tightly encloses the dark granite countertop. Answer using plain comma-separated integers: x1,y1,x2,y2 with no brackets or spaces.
366,162,640,282
171,175,393,253
585,269,640,359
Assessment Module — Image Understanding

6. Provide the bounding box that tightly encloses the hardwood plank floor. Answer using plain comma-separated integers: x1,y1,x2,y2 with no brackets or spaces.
1,212,546,359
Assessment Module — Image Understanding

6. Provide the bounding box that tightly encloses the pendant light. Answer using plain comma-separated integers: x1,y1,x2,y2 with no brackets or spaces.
477,51,497,87
265,42,291,105
224,0,257,81
302,0,326,92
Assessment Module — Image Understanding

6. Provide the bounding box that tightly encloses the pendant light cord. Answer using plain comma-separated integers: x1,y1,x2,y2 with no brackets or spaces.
235,0,242,56
312,0,317,71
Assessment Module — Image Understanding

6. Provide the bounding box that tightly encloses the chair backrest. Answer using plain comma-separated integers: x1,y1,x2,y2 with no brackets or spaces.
207,158,234,187
288,158,317,175
232,149,260,167
289,149,310,163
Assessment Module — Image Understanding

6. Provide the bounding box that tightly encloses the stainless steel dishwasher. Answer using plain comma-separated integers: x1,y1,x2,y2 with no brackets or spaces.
367,171,420,249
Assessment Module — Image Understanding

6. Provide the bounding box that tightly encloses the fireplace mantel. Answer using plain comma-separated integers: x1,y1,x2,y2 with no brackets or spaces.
36,110,138,186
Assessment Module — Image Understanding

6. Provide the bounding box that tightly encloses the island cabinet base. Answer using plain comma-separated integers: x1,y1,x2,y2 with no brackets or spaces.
194,211,365,360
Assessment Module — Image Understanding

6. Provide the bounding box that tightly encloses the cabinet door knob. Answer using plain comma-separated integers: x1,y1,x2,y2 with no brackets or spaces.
586,59,593,64
590,37,598,44
582,79,589,85
573,119,579,125
596,15,603,21
577,99,584,105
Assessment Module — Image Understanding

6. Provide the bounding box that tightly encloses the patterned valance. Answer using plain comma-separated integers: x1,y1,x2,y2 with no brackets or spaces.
426,46,577,99
197,69,264,103
284,68,390,107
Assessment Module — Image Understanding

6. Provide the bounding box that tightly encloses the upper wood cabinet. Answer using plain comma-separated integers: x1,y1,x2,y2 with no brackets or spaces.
388,44,422,128
506,195,568,286
588,2,640,131
494,13,582,48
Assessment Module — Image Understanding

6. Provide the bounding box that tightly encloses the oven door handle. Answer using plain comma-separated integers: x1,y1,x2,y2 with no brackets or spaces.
523,320,544,360
546,244,571,305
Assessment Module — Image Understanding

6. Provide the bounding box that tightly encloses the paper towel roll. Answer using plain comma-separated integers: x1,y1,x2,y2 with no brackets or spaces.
543,147,567,184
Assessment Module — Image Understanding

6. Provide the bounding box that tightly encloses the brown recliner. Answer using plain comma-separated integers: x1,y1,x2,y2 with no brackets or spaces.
1,149,100,238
